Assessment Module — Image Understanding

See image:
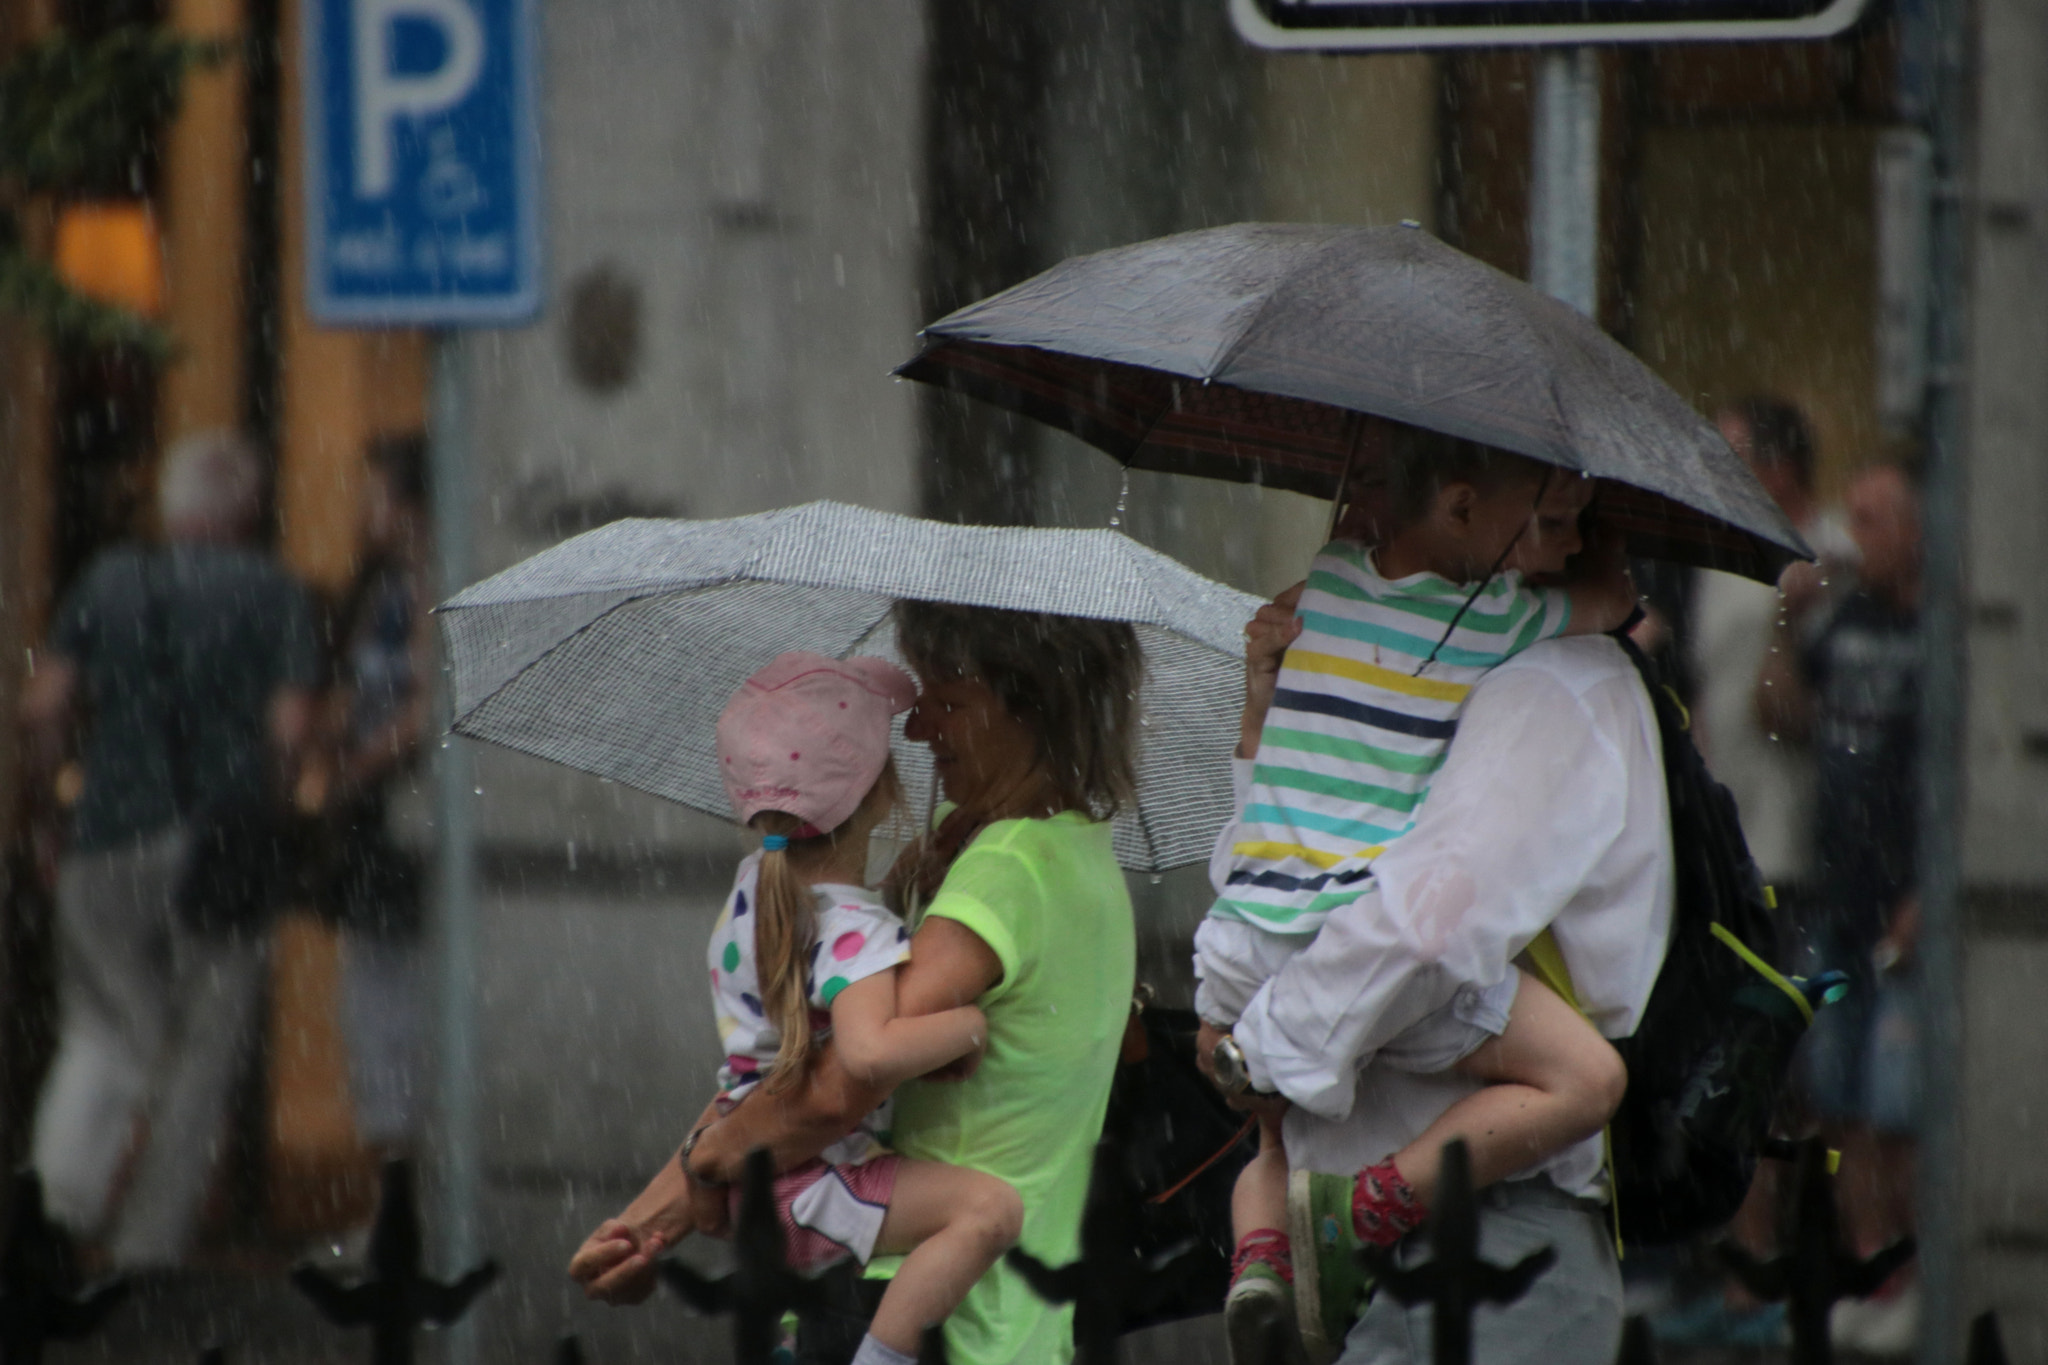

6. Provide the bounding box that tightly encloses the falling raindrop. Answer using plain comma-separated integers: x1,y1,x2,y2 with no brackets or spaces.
1108,469,1130,529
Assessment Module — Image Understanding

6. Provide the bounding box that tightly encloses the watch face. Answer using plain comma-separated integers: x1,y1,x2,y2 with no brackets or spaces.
1213,1039,1249,1095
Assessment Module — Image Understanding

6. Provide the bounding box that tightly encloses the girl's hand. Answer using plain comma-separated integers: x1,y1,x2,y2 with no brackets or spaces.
569,1218,671,1305
921,1007,990,1082
1241,584,1305,758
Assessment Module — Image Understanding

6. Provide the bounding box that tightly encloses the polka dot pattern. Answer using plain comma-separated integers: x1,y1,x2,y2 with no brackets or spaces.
712,857,916,1112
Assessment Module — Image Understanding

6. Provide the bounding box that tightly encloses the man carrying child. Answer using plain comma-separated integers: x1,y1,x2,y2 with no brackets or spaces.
1201,423,1674,1365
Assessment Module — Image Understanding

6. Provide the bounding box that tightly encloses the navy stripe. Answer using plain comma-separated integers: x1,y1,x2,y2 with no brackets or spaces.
1271,688,1459,741
1227,864,1380,894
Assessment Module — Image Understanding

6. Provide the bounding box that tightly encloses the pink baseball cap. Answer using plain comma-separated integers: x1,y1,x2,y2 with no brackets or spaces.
716,652,917,834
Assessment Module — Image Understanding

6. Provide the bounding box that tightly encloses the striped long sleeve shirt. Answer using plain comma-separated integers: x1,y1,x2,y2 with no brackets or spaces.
1209,541,1574,933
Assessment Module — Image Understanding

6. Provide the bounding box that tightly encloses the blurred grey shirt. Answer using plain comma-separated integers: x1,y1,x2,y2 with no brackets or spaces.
50,542,321,853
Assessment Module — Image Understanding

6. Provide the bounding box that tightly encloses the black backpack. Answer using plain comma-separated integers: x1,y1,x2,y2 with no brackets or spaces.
1529,633,1841,1247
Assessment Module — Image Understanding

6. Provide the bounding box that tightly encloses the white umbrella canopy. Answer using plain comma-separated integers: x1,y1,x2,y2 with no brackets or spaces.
437,501,1264,873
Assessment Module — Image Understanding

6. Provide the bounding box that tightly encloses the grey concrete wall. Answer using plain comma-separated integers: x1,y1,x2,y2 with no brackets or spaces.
452,0,928,858
1959,0,2048,1350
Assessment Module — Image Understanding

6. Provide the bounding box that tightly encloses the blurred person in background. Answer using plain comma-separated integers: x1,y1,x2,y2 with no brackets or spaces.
323,434,436,1164
1654,397,1858,1346
1756,460,1925,1355
21,430,322,1269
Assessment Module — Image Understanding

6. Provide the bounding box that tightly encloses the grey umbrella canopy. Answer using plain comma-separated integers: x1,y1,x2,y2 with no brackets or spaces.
898,222,1809,584
437,501,1263,873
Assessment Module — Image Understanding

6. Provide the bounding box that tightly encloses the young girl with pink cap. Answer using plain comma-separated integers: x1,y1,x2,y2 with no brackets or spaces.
583,651,1021,1365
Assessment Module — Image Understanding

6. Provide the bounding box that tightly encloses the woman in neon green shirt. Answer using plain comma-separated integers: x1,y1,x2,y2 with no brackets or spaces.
572,602,1142,1365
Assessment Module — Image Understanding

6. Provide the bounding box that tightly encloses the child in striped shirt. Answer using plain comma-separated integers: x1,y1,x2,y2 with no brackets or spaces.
1202,434,1640,1362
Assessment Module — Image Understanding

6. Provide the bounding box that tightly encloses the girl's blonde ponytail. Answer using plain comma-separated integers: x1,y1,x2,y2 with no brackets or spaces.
748,763,899,1093
751,814,818,1093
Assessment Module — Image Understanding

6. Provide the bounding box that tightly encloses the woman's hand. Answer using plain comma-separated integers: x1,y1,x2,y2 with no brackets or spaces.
569,1218,670,1305
1241,583,1305,759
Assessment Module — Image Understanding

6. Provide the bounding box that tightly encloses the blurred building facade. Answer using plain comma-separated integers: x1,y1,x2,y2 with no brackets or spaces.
0,0,2045,1360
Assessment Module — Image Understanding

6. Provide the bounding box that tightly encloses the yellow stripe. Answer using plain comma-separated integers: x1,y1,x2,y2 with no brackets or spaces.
1520,931,1622,1259
1231,840,1386,869
1284,649,1472,703
1709,922,1813,1026
1522,928,1581,1011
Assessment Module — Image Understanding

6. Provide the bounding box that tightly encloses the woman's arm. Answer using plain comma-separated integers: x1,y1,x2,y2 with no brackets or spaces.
685,917,1003,1183
569,1097,721,1303
830,972,988,1090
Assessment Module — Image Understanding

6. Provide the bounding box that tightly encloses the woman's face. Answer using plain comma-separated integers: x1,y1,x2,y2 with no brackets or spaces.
903,670,1042,810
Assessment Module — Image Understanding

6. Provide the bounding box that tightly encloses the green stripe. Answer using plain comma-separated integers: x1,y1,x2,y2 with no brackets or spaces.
1306,569,1536,635
1252,764,1427,813
1262,726,1447,775
1211,898,1319,928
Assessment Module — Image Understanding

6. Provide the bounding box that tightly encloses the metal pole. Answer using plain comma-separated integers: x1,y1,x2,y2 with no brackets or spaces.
1913,0,1972,1350
1529,48,1602,317
430,330,481,1365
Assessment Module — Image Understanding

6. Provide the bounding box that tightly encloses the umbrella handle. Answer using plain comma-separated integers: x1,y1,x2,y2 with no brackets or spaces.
1325,417,1367,543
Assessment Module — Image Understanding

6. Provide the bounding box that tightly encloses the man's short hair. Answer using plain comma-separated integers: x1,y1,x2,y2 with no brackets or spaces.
1726,396,1816,494
158,430,264,533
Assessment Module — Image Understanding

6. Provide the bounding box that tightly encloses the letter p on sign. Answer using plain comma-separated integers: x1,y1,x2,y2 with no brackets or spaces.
354,0,485,198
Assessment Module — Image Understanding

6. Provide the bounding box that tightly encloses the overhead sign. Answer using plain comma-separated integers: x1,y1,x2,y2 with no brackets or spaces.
1231,0,1868,49
304,0,540,325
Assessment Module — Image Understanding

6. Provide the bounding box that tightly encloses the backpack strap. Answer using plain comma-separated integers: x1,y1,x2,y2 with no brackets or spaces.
1521,928,1623,1259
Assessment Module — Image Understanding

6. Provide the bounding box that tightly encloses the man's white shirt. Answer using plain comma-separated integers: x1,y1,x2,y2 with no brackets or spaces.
1225,635,1675,1199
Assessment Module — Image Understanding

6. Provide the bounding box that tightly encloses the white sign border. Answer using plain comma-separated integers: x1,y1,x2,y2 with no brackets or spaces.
303,0,544,328
1230,0,1869,48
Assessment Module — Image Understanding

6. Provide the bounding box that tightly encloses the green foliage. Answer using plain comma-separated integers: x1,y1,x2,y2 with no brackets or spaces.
0,25,221,355
0,26,227,196
0,240,175,360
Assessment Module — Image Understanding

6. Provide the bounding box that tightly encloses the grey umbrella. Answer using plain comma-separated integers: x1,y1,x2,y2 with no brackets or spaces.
437,501,1263,873
897,222,1809,584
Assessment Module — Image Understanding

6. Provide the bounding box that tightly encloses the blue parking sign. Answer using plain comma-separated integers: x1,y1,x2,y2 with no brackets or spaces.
304,0,540,324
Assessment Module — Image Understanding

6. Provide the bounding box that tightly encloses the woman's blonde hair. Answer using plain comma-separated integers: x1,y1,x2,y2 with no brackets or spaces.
749,763,901,1092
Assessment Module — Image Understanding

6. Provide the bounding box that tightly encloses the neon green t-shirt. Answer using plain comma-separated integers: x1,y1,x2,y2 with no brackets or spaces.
873,811,1136,1365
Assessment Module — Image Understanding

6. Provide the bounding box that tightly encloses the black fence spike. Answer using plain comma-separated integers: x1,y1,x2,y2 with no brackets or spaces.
0,1168,128,1365
554,1332,586,1365
1006,1138,1205,1365
1717,1137,1915,1365
288,1158,499,1365
1360,1139,1556,1365
657,1148,834,1365
1966,1311,2009,1365
1615,1314,1657,1365
196,1348,226,1365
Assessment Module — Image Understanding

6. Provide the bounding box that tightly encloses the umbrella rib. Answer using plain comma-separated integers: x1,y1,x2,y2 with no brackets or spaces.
1197,230,1351,383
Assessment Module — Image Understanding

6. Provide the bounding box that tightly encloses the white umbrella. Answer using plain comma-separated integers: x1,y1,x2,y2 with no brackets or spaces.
437,501,1263,873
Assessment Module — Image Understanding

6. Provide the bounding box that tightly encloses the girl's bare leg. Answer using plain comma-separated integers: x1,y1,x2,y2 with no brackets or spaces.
866,1160,1023,1353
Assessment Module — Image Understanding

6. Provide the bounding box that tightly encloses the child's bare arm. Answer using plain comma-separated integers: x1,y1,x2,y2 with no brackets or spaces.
1556,526,1637,637
829,972,988,1089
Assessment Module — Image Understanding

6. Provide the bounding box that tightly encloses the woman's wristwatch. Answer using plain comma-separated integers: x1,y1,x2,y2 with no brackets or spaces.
680,1125,729,1188
1211,1033,1267,1099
